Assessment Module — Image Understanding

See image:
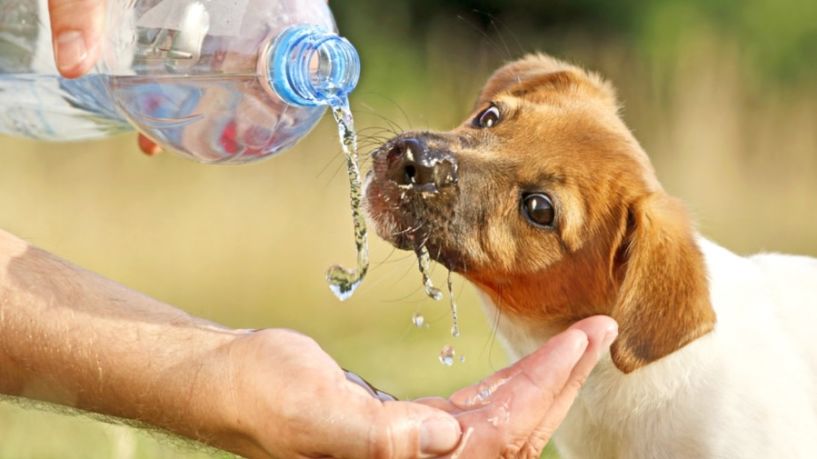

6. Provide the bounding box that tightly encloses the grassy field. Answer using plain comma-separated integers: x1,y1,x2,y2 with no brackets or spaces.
1,17,815,459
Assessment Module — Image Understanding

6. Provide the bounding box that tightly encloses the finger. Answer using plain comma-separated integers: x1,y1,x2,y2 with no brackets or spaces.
414,396,458,412
138,134,162,156
450,316,609,408
451,328,589,457
526,316,618,452
49,0,105,78
310,395,462,459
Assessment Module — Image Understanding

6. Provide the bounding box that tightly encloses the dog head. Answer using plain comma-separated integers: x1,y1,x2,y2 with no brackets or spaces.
364,54,716,373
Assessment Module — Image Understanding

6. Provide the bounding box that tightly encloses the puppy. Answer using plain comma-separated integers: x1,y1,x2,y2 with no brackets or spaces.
364,54,817,458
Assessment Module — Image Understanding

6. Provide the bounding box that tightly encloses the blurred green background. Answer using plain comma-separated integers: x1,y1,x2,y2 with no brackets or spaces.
1,0,816,457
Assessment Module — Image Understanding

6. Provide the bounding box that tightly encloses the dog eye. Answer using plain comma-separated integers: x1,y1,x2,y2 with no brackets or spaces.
522,193,555,228
474,105,501,129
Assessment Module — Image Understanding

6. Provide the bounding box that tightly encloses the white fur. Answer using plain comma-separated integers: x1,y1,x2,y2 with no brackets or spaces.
483,237,817,459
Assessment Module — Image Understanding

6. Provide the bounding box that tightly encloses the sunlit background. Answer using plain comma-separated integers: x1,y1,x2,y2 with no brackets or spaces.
1,0,816,457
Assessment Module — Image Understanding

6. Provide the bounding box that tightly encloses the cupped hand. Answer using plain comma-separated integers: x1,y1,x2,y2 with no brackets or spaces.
209,316,616,459
212,328,462,459
418,316,617,458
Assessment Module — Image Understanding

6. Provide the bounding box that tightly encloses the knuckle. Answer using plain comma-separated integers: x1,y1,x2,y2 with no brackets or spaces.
367,421,397,459
499,442,542,459
49,0,102,20
520,443,544,459
254,328,316,349
564,372,589,397
526,434,551,457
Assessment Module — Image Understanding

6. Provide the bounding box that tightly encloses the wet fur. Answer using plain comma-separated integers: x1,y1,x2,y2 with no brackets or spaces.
365,54,817,458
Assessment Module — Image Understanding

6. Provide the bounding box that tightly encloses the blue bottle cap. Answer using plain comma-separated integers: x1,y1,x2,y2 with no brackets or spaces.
269,25,361,108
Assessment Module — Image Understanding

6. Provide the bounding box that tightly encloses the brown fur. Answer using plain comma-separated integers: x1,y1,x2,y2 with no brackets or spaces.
365,54,716,373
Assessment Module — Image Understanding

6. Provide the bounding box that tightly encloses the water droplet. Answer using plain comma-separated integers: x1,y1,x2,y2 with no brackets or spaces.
411,313,425,328
416,246,443,301
326,101,369,301
439,345,456,366
462,377,512,407
487,401,511,427
478,387,491,401
447,271,461,337
326,268,362,301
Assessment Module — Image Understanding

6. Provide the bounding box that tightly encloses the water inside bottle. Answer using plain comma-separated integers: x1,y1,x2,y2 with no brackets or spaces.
0,74,130,140
326,99,369,300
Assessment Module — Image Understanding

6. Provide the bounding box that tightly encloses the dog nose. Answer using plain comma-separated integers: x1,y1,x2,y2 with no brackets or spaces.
385,137,457,189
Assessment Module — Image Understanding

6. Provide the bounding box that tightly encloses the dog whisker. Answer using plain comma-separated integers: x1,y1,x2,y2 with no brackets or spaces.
456,12,512,63
481,10,527,59
358,96,413,131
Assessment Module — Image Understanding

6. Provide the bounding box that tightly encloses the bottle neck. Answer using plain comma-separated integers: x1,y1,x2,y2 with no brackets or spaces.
265,25,360,108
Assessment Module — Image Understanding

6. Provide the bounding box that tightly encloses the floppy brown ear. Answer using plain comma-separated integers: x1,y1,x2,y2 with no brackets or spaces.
476,53,617,108
609,193,716,373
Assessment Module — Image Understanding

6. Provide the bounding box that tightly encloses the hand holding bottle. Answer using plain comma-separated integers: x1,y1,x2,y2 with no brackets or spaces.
48,0,158,153
47,0,103,78
29,0,356,161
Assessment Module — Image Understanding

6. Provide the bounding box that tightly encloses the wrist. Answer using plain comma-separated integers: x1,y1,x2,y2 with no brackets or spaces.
0,228,270,456
197,328,327,459
151,327,250,452
190,328,270,458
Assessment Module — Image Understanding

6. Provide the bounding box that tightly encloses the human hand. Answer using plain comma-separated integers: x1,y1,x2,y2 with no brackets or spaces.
207,328,462,458
417,316,617,458
47,0,103,78
3,228,613,458
47,0,161,154
205,317,616,459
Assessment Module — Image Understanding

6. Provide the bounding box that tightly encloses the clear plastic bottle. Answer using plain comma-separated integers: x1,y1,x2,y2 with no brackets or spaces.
0,0,359,164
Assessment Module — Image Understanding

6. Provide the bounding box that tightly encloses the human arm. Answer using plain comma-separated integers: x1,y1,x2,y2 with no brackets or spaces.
0,227,616,458
0,227,461,456
0,227,256,451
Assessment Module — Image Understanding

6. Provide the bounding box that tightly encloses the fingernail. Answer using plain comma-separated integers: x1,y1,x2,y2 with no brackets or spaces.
55,31,88,73
420,417,461,456
138,134,162,156
602,322,619,349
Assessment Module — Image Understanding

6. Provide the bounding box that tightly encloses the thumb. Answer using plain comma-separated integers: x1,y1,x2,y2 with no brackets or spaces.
318,399,462,459
48,0,105,78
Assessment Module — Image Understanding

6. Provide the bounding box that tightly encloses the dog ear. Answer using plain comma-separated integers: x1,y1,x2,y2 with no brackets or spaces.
476,53,617,108
609,193,716,373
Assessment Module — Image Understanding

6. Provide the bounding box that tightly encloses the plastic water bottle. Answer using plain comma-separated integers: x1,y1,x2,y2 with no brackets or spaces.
0,0,360,164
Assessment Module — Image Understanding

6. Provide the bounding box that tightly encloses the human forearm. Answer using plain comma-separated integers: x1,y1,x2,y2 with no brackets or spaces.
0,228,618,459
0,229,243,449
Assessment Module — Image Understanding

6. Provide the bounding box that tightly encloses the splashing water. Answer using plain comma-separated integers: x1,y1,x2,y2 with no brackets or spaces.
326,100,369,301
414,251,465,366
447,270,461,338
439,345,456,366
411,313,425,328
416,245,443,301
487,401,511,427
